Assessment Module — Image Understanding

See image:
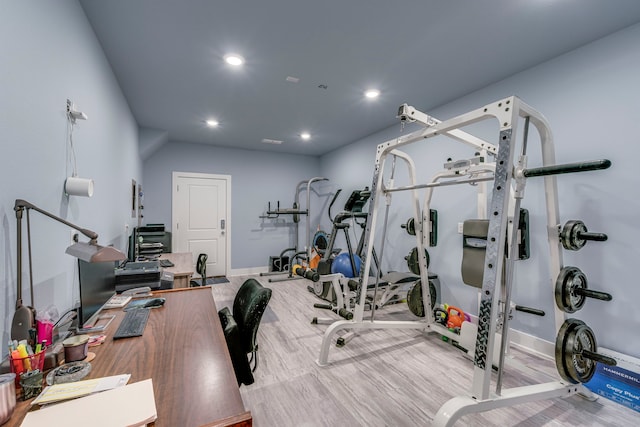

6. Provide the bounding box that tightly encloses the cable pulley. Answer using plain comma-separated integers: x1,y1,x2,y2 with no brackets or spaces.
555,266,612,313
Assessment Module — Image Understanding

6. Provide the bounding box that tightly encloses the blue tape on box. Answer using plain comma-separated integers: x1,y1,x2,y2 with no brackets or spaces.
585,348,640,413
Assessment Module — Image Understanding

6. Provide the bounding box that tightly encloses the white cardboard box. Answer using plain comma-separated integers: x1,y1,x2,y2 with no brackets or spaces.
584,347,640,413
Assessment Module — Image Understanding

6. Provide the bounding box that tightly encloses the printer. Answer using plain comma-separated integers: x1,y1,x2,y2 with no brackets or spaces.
115,261,174,292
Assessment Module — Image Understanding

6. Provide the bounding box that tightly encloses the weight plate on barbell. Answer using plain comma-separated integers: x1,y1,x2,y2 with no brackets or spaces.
406,279,437,317
405,247,430,275
555,266,587,313
402,218,416,235
561,220,587,251
555,318,583,383
555,318,598,383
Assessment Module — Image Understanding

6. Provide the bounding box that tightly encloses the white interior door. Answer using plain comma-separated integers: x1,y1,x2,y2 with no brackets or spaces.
172,172,230,277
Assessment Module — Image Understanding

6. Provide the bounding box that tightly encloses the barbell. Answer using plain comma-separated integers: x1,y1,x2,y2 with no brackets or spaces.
555,266,612,313
555,318,616,384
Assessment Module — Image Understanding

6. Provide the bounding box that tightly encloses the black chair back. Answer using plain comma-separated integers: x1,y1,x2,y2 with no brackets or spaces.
232,278,272,354
218,278,272,386
190,253,208,287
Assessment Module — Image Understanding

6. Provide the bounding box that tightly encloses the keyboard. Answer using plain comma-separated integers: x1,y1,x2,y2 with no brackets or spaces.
159,259,174,268
113,308,150,339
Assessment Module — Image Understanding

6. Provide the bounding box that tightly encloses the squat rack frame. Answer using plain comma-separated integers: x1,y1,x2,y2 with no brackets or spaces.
316,96,599,425
260,176,328,280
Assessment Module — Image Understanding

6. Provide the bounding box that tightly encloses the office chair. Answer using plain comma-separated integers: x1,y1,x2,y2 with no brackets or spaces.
190,253,208,287
218,278,272,386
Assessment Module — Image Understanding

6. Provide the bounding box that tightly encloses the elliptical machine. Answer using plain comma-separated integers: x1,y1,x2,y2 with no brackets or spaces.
308,187,376,303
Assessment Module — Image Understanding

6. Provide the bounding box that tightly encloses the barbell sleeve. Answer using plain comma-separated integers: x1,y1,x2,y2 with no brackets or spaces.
582,349,617,366
515,305,546,316
522,159,611,178
304,270,320,282
574,288,612,301
578,231,608,242
338,308,353,320
314,303,332,310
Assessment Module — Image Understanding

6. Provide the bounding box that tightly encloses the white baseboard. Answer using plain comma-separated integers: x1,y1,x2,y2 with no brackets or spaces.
509,328,555,360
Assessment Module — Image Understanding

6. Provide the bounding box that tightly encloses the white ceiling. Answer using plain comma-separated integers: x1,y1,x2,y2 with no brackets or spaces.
80,0,640,157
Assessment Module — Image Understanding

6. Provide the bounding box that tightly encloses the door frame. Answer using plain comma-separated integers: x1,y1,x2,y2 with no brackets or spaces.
171,171,231,277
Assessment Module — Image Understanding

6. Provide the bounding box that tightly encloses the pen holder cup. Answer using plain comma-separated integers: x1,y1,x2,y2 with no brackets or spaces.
19,370,44,400
9,350,45,388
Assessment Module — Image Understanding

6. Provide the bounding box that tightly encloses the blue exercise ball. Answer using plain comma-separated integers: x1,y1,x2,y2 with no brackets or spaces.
331,253,362,278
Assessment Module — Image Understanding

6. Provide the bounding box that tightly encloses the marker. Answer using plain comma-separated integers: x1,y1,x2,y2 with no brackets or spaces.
17,344,31,371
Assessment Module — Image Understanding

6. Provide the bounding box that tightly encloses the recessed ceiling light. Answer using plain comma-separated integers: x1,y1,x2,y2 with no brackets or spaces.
206,119,219,128
224,54,244,66
300,132,311,141
364,89,380,99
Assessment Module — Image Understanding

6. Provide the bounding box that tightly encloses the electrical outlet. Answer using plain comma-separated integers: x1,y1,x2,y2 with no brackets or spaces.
457,222,464,233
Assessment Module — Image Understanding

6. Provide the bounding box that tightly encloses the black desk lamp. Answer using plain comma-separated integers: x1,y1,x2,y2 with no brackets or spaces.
11,199,127,342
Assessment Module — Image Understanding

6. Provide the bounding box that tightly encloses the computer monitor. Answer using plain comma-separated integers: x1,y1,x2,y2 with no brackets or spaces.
77,259,117,328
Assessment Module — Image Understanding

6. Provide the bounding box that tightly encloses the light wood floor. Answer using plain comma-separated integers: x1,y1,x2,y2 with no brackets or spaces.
211,275,638,426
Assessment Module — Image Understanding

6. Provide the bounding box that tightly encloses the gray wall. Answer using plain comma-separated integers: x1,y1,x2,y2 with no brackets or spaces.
320,23,640,358
0,1,141,356
142,142,326,269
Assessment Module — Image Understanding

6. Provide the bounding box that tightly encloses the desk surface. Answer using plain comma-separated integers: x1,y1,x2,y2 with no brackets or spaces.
159,252,194,288
159,252,194,276
8,287,251,427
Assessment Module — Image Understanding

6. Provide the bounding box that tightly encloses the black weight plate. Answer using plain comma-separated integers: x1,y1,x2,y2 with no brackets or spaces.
555,266,587,313
555,318,584,383
561,220,587,251
406,247,430,275
406,279,437,318
405,218,416,235
563,323,598,383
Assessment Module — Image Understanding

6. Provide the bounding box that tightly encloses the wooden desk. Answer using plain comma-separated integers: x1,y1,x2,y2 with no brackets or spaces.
160,252,194,288
7,287,251,427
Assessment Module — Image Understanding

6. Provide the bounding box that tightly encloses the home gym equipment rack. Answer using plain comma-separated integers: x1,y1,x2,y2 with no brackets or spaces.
315,96,614,425
260,176,328,282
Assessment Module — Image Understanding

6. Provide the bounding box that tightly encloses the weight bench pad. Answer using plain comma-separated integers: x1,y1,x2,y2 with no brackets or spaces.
461,219,489,288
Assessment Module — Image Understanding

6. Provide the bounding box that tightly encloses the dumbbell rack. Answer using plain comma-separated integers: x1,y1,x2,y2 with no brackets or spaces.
315,96,611,425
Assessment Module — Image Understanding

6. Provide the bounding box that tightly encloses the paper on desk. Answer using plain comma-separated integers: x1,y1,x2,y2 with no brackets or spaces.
31,373,131,405
21,378,157,427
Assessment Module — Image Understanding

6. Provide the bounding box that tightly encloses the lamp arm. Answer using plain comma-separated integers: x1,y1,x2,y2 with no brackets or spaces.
14,199,99,242
12,199,125,341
